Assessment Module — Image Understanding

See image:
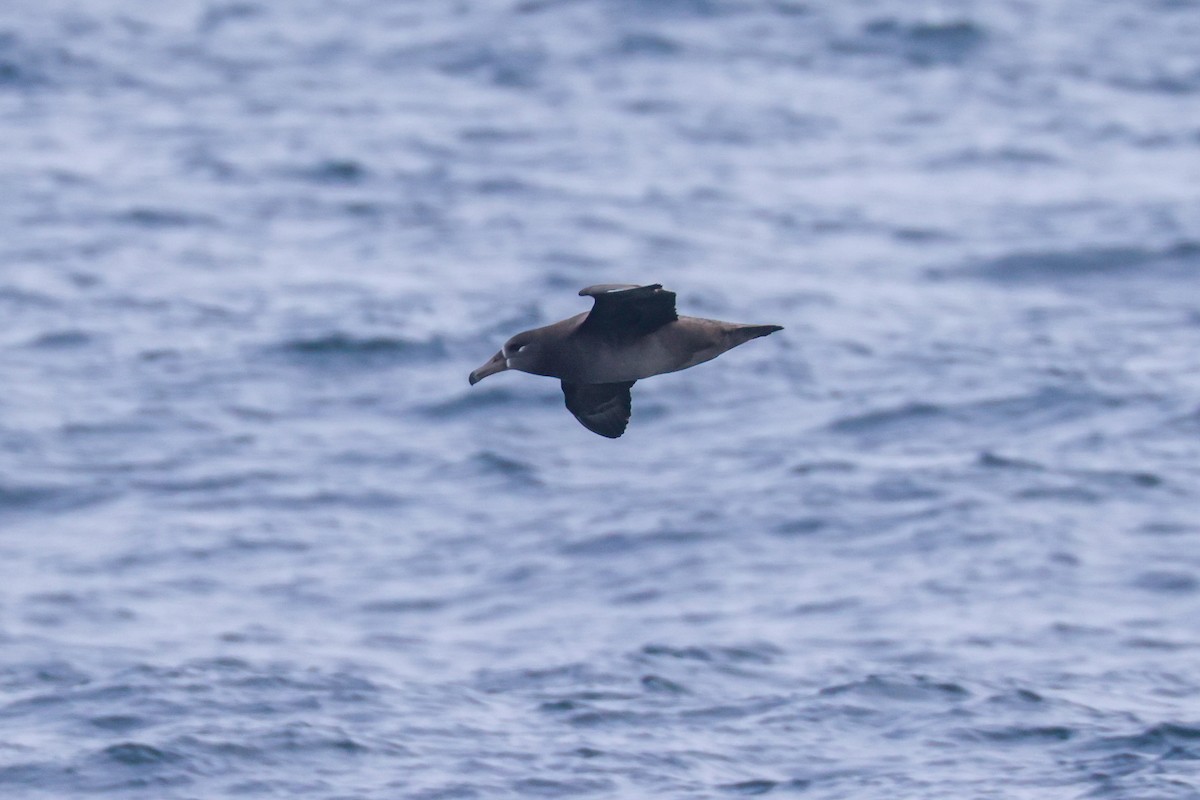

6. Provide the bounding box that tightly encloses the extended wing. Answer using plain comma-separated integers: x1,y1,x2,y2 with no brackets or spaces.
561,381,636,438
577,284,678,339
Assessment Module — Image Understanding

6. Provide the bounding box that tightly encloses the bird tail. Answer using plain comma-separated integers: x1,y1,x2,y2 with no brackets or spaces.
728,324,783,346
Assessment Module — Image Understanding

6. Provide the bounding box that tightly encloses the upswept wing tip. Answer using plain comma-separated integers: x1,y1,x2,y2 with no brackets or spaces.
578,283,663,297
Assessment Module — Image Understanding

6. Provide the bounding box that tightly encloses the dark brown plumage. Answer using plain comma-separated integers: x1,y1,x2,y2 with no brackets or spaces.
469,284,782,438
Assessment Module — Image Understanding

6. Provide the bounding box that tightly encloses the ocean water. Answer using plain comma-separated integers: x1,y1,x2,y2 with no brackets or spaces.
2,0,1200,797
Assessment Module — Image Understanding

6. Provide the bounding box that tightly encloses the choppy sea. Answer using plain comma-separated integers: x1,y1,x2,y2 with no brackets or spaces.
3,1,1200,797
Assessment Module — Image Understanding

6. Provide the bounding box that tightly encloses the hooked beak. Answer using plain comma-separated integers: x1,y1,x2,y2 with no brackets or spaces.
469,350,508,385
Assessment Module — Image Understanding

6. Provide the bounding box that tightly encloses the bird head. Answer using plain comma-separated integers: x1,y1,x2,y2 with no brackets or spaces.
468,330,541,385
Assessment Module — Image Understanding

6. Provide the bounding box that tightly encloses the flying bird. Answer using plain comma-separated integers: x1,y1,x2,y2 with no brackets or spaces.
469,283,782,438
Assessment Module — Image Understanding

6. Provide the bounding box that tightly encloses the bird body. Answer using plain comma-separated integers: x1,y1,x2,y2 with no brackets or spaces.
469,284,782,437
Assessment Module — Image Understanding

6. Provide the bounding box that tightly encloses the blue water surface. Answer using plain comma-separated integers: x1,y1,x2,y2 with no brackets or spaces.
2,1,1200,797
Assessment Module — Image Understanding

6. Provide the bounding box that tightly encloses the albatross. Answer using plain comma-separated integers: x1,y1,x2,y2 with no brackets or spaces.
468,283,783,438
